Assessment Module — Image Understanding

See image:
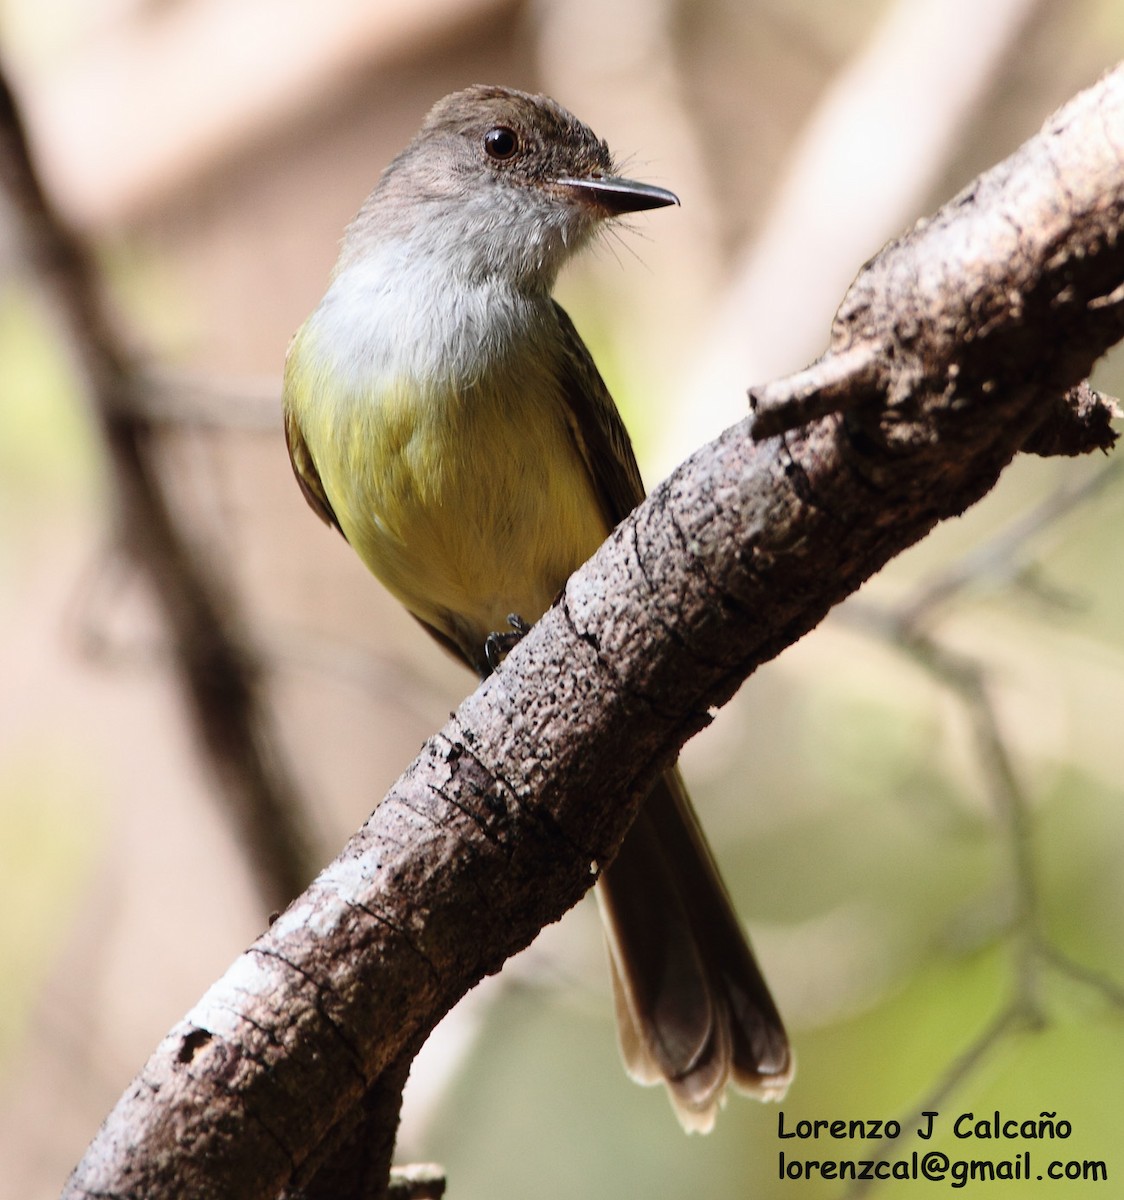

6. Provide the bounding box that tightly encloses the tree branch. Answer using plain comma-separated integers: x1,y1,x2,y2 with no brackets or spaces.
63,64,1124,1199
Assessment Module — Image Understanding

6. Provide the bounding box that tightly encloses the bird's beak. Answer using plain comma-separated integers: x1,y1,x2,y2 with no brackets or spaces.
555,175,680,214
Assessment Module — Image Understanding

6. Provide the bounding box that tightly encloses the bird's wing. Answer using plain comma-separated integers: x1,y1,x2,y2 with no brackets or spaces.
283,407,344,536
552,300,647,527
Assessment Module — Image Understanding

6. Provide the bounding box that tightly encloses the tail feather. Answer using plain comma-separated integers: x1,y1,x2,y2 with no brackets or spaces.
596,767,792,1131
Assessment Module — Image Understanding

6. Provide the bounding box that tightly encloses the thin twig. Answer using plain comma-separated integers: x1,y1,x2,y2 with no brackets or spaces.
845,1002,1033,1199
0,69,318,914
842,466,1124,1194
899,460,1124,629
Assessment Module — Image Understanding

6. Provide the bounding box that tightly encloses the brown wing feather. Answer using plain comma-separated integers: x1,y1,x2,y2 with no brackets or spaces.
551,301,647,528
284,409,344,536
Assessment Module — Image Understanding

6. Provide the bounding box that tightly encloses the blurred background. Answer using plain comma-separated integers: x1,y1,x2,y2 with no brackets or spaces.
2,0,1124,1196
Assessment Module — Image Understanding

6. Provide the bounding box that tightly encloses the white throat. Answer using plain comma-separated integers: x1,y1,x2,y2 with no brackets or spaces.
307,239,556,394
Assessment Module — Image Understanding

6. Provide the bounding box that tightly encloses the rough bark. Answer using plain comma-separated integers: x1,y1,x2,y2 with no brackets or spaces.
62,64,1124,1200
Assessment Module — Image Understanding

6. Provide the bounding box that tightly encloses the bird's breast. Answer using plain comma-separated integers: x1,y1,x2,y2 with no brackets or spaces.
285,258,609,656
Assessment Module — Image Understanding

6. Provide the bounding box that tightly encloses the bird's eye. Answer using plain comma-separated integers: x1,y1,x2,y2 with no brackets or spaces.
483,126,519,160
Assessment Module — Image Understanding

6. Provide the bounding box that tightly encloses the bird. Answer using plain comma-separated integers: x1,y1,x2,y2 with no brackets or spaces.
282,83,791,1131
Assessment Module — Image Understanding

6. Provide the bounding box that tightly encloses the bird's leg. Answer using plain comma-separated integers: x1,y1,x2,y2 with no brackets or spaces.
483,613,531,675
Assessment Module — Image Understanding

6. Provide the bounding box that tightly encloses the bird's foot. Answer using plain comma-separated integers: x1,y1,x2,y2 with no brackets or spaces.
484,613,531,674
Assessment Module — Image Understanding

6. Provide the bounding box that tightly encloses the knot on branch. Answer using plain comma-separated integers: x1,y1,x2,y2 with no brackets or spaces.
1021,381,1121,457
751,355,1119,463
750,68,1124,456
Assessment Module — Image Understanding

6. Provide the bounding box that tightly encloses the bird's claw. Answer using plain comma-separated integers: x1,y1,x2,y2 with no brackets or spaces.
483,613,531,674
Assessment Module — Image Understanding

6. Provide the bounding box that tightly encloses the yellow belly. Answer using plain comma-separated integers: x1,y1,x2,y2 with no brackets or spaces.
290,353,609,662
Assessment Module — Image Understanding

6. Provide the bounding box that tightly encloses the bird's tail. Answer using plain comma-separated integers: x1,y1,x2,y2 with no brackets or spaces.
596,767,792,1132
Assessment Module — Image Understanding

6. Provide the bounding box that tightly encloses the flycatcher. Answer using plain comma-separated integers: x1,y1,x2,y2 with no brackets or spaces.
283,84,791,1131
